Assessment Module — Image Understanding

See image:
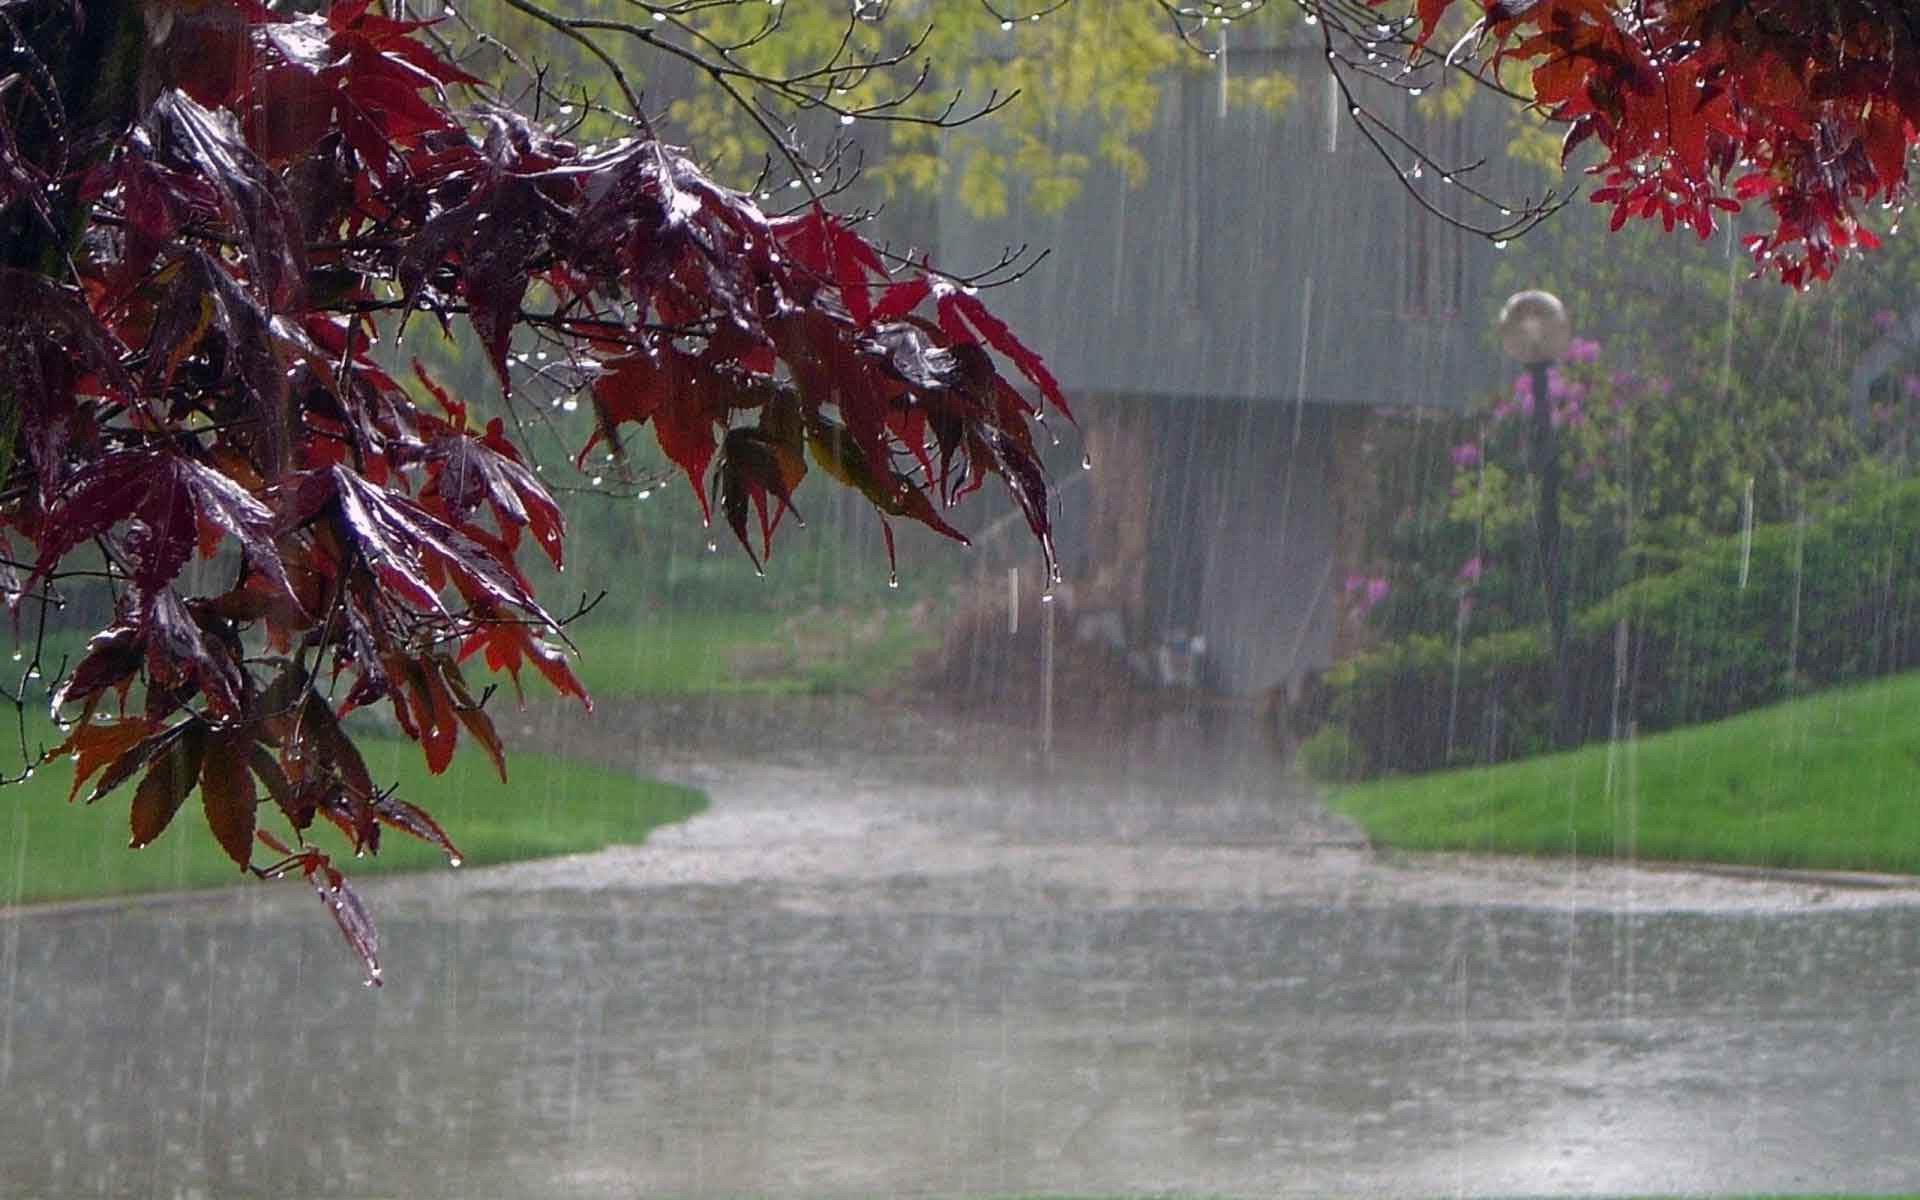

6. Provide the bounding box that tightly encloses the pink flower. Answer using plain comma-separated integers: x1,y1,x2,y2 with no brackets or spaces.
1345,574,1391,616
1450,441,1482,469
1546,368,1587,404
1904,373,1920,404
1564,337,1602,364
1457,555,1484,584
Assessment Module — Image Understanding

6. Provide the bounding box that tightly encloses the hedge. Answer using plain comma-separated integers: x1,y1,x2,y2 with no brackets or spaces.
1329,470,1920,776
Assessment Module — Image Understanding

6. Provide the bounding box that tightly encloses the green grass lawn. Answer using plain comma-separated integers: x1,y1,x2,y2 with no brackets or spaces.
1328,670,1920,874
561,606,933,698
1,598,931,908
2,733,703,905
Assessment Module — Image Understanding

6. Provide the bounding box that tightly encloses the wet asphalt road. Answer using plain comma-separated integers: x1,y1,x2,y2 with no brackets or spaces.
6,695,1920,1198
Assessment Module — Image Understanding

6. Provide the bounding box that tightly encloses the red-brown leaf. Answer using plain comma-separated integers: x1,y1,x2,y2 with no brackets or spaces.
310,859,382,986
935,289,1075,424
373,793,465,864
200,732,258,869
129,723,209,849
46,717,158,804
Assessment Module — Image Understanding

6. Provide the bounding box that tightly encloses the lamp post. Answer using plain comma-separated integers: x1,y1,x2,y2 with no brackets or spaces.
1498,290,1576,750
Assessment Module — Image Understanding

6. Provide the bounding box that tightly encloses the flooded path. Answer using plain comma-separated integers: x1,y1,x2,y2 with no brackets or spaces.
6,695,1920,1197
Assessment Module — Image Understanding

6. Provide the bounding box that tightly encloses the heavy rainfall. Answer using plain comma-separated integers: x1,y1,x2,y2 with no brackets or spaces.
5,1,1920,1198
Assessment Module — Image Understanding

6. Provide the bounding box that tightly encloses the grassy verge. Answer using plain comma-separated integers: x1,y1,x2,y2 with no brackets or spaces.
1328,671,1920,875
3,735,703,905
2,598,927,908
562,606,934,698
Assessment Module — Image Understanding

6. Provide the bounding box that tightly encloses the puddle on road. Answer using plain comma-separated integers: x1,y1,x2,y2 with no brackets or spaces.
7,896,1920,1198
7,695,1920,1198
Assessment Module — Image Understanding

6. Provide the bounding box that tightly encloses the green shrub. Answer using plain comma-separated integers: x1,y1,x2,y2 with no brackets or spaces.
1297,726,1368,783
1589,467,1920,731
1327,628,1550,775
1329,468,1920,777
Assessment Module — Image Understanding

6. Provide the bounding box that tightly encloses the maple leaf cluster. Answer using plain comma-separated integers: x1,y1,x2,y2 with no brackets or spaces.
0,0,1066,981
1394,0,1917,286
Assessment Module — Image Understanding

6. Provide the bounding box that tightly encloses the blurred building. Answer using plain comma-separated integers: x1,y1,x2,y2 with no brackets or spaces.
931,41,1528,697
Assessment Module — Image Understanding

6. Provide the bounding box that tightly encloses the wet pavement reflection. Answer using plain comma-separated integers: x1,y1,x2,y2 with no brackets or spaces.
5,696,1920,1198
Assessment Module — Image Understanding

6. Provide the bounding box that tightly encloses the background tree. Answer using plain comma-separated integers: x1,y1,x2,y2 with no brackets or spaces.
460,0,1300,218
1329,195,1920,774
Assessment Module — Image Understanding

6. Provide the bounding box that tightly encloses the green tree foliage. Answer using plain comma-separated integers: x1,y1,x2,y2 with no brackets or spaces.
461,0,1297,216
1333,202,1920,775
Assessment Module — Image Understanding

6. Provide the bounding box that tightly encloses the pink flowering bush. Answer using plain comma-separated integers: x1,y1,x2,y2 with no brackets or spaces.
1328,323,1884,773
1316,210,1920,774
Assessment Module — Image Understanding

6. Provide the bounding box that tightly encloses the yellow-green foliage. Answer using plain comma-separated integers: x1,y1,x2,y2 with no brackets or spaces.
460,1,1298,213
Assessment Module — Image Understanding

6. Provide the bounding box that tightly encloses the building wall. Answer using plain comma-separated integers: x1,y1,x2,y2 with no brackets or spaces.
1058,393,1365,697
931,41,1530,695
932,51,1528,413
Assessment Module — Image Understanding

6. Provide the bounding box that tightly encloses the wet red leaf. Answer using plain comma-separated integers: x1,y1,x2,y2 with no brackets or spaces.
199,731,258,869
128,723,209,849
6,0,1067,984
